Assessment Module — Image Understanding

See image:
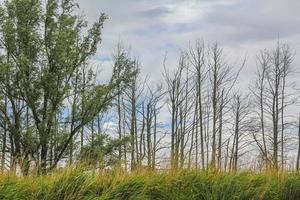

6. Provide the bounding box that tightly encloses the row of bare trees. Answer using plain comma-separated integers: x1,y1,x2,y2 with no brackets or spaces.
109,41,300,172
163,42,243,171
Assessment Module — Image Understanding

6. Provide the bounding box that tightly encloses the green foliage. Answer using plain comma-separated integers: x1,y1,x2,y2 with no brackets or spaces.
79,134,129,168
0,0,136,173
1,169,300,200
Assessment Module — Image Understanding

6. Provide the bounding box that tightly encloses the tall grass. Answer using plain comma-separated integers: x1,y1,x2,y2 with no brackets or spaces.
0,168,300,200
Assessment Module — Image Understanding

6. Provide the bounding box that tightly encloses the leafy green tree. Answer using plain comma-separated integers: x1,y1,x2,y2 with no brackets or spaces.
0,0,134,174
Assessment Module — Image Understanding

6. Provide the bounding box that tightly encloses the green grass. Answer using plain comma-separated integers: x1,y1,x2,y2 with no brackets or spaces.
0,168,300,200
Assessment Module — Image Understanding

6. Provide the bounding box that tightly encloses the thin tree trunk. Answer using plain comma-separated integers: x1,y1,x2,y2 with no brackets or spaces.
218,91,224,170
130,77,136,170
152,109,157,170
281,69,286,170
198,84,205,170
146,103,152,169
234,105,240,171
296,116,300,171
1,96,7,173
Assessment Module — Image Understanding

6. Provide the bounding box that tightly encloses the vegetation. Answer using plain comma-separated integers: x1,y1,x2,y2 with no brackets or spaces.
0,168,300,200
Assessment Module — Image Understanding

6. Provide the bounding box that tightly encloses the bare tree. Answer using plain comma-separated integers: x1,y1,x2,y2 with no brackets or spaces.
188,40,207,169
229,93,251,171
251,43,294,170
250,50,270,169
164,53,190,169
207,43,241,169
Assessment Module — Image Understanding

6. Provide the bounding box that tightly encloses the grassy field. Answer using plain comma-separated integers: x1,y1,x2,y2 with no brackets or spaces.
0,168,300,200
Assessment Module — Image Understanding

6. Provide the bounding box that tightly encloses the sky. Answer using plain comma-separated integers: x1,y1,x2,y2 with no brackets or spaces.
77,0,300,87
75,0,300,164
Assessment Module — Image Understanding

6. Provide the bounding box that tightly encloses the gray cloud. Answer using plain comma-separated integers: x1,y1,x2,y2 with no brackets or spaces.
203,0,300,43
137,7,171,18
76,0,300,88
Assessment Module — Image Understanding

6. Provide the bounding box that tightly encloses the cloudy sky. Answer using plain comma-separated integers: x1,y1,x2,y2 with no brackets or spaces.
74,0,300,156
77,0,300,86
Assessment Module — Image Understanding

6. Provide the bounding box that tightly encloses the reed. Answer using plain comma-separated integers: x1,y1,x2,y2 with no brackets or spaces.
0,168,300,200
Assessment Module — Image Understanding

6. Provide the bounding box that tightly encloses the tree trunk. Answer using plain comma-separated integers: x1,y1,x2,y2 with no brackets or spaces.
296,116,300,171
